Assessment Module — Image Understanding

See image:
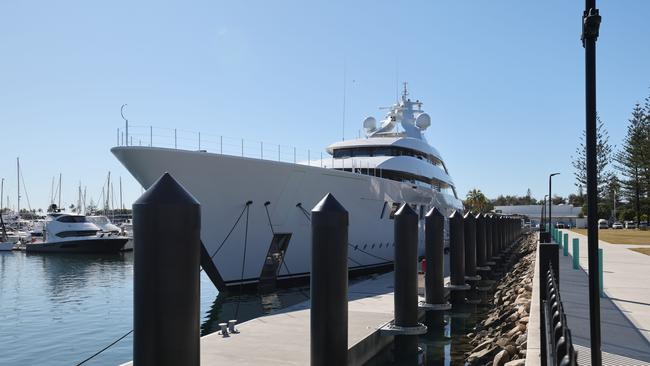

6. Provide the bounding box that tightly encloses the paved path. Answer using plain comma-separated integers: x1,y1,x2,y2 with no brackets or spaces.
557,229,650,362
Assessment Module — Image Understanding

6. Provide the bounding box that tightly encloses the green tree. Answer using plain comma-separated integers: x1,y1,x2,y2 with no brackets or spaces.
572,116,613,199
464,189,491,213
614,103,647,224
642,92,650,221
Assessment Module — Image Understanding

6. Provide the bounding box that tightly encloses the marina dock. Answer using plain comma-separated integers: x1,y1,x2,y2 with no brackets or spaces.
123,272,448,366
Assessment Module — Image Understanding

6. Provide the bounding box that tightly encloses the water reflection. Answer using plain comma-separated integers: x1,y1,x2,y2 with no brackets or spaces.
366,301,491,366
200,285,311,336
25,252,131,303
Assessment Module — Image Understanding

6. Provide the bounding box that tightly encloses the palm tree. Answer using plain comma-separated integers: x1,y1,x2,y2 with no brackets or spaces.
465,189,490,213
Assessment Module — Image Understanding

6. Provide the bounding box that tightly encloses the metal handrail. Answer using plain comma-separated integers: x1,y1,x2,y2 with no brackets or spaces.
115,124,328,167
543,264,578,365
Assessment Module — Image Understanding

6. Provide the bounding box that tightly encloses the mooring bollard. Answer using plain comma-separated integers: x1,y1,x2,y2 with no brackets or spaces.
392,203,425,356
563,233,569,256
422,207,449,309
133,172,201,366
491,215,500,261
310,193,348,366
498,216,505,253
422,207,450,339
475,213,488,269
572,238,580,269
485,214,494,266
463,212,478,279
448,210,469,306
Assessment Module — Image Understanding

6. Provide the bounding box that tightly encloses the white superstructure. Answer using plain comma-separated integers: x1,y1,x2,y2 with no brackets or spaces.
112,84,463,291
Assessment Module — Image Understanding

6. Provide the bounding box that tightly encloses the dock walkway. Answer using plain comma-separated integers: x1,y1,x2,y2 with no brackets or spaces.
559,230,650,363
124,271,447,366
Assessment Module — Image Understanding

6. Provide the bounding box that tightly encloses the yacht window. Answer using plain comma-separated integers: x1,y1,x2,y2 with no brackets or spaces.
56,230,98,238
332,146,442,166
380,201,388,219
57,216,88,223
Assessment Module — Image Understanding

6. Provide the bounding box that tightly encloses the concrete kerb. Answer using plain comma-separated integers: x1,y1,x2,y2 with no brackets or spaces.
525,239,542,366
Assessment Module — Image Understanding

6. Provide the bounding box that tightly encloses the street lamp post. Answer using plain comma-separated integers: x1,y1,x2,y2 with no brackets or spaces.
549,173,560,233
583,1,603,364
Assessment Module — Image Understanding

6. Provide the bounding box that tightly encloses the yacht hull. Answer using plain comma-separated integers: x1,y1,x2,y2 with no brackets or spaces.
25,237,127,253
112,146,463,291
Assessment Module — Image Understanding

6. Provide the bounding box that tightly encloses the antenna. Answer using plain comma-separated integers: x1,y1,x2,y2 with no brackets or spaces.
121,104,129,146
342,61,346,141
395,57,399,102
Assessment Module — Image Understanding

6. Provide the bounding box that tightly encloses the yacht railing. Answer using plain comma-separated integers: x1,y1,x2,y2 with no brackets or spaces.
116,125,329,167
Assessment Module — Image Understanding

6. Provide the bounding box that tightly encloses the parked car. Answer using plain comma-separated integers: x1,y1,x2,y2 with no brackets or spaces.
612,221,624,229
640,221,648,231
598,219,609,229
625,221,637,229
555,222,565,229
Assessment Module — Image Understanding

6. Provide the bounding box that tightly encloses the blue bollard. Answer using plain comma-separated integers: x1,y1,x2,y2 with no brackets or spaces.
563,233,569,256
572,238,579,269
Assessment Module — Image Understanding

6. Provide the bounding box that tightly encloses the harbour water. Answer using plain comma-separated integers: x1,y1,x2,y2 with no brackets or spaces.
0,251,309,366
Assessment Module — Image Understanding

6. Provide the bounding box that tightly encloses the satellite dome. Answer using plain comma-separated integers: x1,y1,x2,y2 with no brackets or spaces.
363,116,377,133
415,113,431,130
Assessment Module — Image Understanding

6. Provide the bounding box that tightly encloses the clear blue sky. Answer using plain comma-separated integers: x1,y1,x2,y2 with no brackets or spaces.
1,1,649,211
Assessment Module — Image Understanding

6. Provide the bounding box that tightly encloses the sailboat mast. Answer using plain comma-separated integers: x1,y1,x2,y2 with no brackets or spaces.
17,157,20,218
1,178,4,211
58,173,62,209
119,177,123,211
106,172,111,216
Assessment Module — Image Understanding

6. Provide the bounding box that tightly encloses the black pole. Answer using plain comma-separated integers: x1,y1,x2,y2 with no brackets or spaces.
394,203,420,356
583,1,602,364
133,173,201,366
449,210,465,286
541,197,546,232
463,212,477,277
549,173,559,234
310,193,348,366
548,177,552,233
424,207,445,305
485,214,493,263
475,213,487,268
492,215,497,255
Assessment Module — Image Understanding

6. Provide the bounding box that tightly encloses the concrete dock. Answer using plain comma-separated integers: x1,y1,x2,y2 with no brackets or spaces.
124,271,449,366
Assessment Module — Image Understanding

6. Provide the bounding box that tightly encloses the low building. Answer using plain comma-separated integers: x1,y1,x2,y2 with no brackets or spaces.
494,204,583,228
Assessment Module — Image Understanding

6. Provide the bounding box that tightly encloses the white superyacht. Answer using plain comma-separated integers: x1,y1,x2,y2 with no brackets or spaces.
112,85,463,291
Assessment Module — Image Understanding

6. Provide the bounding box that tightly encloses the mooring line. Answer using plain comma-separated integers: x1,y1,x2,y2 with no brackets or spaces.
74,329,133,365
210,203,249,259
348,243,391,263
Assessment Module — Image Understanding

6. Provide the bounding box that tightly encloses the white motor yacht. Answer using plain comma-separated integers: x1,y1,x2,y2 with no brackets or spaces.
113,85,463,291
25,213,127,253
